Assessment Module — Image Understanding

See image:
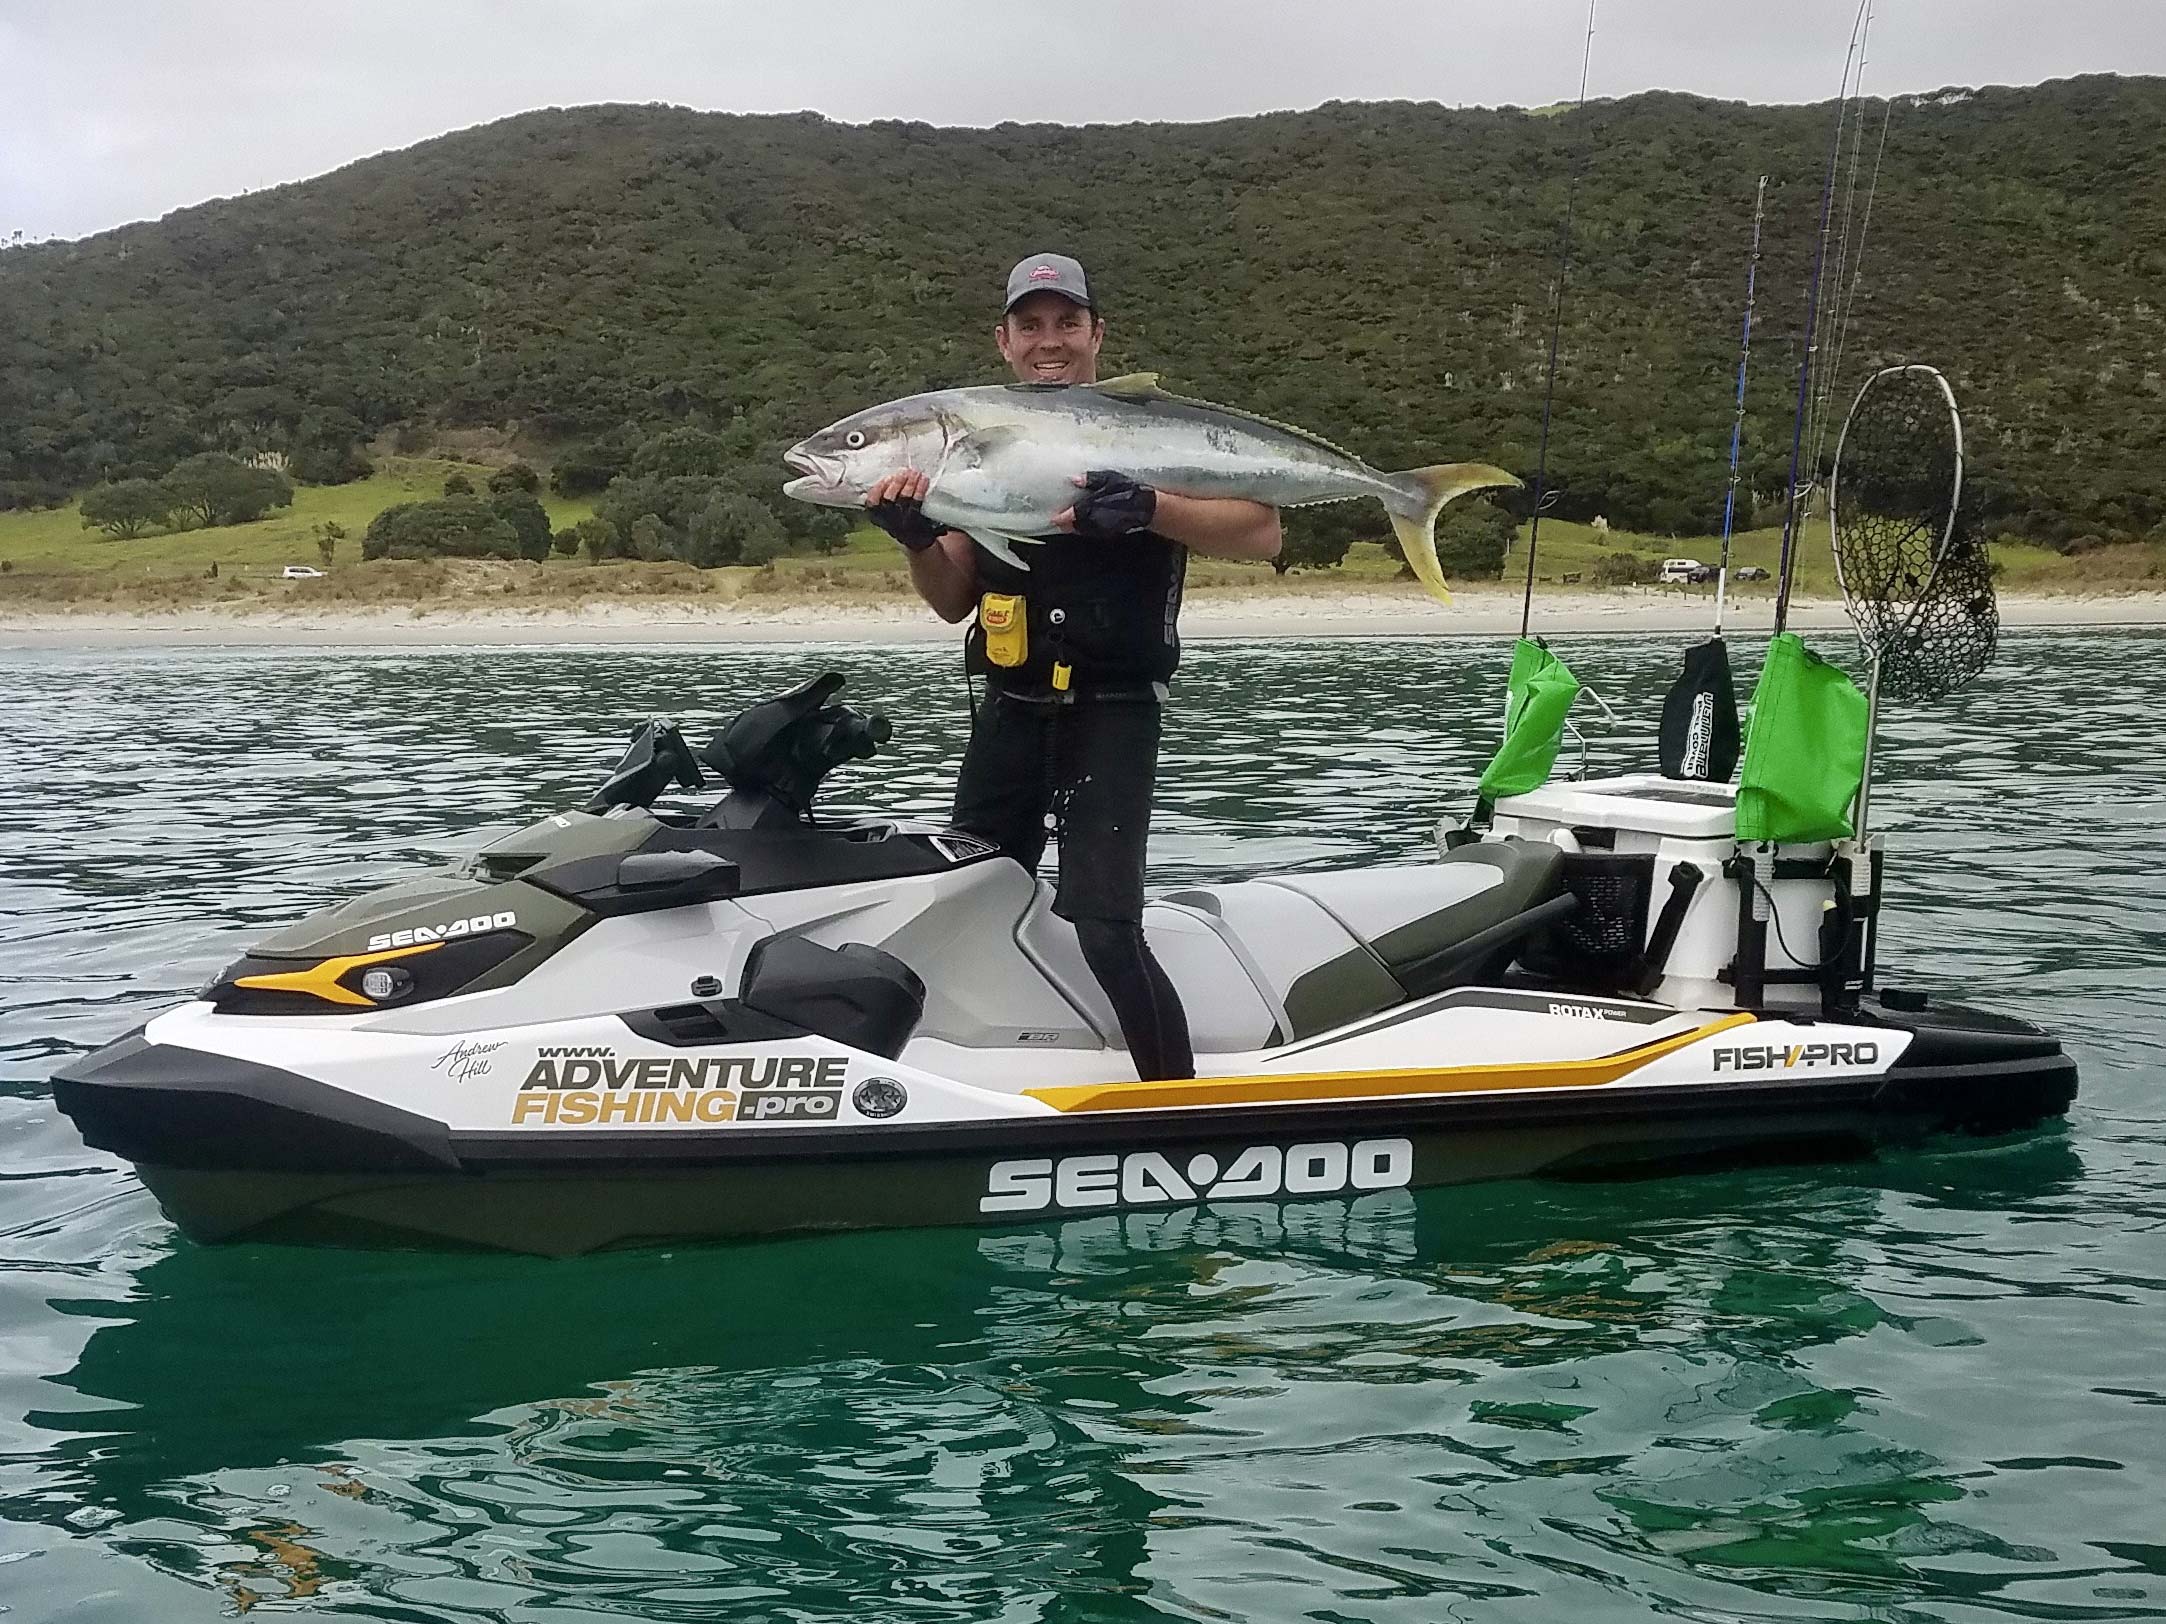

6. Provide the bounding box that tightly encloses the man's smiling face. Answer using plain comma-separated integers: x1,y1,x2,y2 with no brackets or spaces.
995,291,1103,385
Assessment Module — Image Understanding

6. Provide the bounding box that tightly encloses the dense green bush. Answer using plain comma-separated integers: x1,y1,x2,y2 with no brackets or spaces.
548,441,630,497
486,461,541,495
361,497,519,560
488,490,553,562
288,443,374,485
1590,549,1660,586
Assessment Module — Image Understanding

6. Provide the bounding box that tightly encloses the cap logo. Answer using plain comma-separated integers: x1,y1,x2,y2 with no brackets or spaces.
1029,264,1059,281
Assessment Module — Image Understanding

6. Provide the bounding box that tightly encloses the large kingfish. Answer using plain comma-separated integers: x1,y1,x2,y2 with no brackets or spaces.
781,375,1517,603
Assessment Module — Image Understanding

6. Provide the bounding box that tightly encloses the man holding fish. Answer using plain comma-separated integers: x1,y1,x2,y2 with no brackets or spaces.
782,252,1513,1082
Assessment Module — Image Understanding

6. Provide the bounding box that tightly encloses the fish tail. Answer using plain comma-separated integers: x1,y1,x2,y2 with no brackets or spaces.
1381,463,1521,606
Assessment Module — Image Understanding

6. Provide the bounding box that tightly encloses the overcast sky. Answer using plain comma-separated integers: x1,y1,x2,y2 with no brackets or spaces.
5,0,2162,244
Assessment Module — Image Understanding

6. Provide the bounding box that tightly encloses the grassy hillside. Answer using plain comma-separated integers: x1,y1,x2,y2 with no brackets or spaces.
0,460,592,575
3,82,2165,552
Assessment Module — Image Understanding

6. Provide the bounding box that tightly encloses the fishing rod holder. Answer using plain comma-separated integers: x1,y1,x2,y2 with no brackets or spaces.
1721,834,1883,1016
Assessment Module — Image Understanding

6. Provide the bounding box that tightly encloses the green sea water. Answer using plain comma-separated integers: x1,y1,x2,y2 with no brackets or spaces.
1,632,2160,1622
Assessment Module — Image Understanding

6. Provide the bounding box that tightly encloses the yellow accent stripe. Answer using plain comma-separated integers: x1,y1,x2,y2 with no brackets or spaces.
234,942,440,1008
1023,1012,1758,1114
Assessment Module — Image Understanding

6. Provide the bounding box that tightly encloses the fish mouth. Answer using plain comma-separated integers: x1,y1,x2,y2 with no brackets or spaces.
781,445,852,506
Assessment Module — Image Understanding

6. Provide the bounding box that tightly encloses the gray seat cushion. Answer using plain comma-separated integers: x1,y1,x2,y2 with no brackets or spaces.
1263,842,1563,979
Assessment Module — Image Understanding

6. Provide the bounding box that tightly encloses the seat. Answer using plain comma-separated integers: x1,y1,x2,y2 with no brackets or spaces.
1263,842,1562,983
1017,844,1567,1055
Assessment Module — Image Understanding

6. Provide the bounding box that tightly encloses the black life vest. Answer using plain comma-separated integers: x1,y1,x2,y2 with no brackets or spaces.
966,530,1187,698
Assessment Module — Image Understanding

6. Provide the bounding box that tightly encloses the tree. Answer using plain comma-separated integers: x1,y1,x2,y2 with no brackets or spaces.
79,478,173,538
550,441,629,497
487,460,541,495
1273,504,1364,573
575,515,615,563
627,514,671,561
489,490,553,561
289,442,373,485
802,507,853,555
627,427,732,480
682,492,789,568
315,519,347,566
682,497,742,568
158,453,294,527
737,504,791,567
362,497,520,560
550,526,580,558
443,471,475,497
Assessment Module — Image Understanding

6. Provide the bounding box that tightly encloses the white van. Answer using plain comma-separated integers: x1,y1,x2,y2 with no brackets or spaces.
1658,557,1704,584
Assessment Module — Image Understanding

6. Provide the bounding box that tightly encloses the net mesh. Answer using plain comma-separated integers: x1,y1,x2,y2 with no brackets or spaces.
1831,365,1997,701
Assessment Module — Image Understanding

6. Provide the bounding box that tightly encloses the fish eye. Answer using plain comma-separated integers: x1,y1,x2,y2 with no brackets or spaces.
845,430,866,449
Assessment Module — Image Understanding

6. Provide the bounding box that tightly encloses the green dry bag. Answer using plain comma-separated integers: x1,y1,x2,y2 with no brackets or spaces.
1734,632,1868,843
1475,639,1581,804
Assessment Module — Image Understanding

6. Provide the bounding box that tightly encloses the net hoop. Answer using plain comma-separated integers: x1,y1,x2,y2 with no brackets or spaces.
1829,362,1964,651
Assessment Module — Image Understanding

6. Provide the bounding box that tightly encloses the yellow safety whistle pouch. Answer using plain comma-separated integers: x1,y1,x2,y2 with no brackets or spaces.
979,592,1027,668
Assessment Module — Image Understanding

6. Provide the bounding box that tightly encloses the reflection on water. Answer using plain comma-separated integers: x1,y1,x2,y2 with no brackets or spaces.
1,633,2162,1620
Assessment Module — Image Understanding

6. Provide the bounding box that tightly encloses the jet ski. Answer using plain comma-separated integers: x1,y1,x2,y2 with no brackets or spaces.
52,673,2077,1255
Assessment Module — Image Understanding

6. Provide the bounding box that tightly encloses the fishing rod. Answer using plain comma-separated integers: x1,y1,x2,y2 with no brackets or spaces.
1807,0,1877,474
1815,95,1896,480
1714,176,1768,637
1772,0,1873,636
1517,0,1599,639
1458,0,1601,835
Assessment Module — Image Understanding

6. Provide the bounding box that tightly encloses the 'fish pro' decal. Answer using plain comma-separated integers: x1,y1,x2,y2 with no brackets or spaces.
981,1138,1412,1215
1710,1040,1881,1073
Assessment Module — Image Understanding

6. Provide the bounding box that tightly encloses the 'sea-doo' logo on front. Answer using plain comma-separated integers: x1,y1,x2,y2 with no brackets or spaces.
1711,1040,1880,1074
368,910,518,953
982,1138,1412,1215
510,1047,849,1125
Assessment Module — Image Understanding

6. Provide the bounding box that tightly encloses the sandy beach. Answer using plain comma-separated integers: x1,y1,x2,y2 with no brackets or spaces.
3,587,2162,649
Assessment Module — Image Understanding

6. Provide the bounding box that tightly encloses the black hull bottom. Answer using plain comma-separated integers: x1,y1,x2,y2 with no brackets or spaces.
126,1054,2075,1255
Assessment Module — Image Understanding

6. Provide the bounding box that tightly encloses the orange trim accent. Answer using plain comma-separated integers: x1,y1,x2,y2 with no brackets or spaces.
234,942,440,1008
1023,1013,1758,1113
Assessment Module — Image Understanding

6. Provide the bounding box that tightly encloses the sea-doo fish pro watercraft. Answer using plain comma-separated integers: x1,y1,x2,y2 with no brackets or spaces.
53,674,2076,1255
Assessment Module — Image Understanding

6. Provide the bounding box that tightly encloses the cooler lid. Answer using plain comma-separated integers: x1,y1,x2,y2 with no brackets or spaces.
1492,773,1739,839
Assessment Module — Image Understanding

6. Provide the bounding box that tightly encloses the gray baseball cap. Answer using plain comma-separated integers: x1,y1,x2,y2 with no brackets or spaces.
1003,252,1093,313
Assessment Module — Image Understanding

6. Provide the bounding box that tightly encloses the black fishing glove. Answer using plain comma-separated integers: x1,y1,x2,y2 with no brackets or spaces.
1068,470,1158,539
865,494,944,553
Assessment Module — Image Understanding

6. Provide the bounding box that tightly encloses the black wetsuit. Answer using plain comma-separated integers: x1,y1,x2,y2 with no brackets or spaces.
953,529,1196,1081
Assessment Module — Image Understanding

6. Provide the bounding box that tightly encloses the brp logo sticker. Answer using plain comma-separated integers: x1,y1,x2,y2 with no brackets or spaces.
852,1077,907,1119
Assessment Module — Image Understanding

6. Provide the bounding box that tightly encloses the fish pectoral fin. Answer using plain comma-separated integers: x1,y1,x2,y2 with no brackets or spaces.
951,425,1024,464
1092,372,1163,401
965,530,1039,571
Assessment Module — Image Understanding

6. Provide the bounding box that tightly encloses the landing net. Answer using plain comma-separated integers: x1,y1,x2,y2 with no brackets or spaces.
1829,364,1996,701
